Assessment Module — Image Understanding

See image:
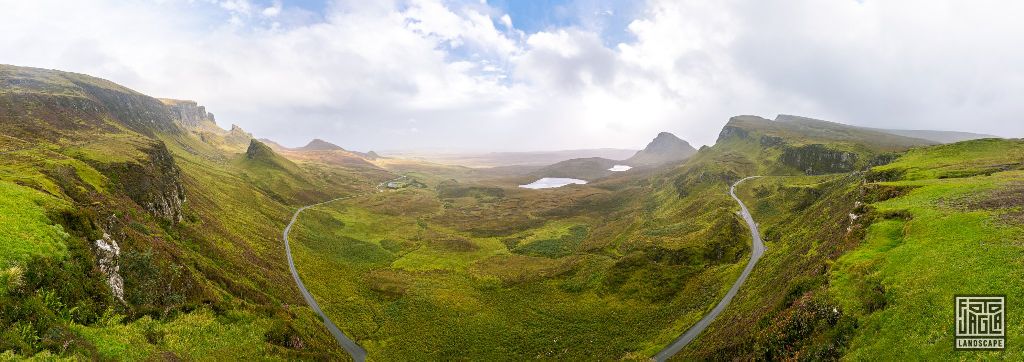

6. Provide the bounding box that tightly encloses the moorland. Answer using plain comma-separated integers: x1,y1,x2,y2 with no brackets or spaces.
1,64,1021,360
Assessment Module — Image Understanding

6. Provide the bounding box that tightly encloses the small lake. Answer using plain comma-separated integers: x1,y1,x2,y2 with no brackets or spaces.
608,165,632,172
519,178,588,189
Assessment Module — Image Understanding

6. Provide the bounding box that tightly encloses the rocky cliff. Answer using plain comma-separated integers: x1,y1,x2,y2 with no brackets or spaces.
100,142,187,223
779,144,859,175
161,98,219,132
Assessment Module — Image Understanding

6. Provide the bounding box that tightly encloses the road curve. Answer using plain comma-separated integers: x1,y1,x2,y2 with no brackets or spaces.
654,176,765,361
282,176,406,362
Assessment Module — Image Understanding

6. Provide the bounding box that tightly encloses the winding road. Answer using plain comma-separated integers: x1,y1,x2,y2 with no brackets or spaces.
282,176,406,362
654,176,765,361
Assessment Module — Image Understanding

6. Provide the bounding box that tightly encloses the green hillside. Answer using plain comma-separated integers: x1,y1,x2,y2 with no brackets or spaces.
0,64,390,359
2,63,1019,361
676,138,1024,359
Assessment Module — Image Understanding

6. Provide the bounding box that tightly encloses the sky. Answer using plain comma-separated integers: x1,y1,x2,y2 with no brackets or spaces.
2,0,1023,152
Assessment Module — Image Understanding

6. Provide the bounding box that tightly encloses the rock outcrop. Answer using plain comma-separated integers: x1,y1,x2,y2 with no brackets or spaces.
246,139,277,161
161,99,219,132
779,144,858,175
94,232,125,302
102,142,187,223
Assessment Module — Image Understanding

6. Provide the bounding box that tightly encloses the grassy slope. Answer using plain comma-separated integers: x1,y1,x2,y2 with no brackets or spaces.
288,149,752,359
0,181,70,267
678,138,1024,360
282,115,940,360
0,64,391,359
831,139,1024,359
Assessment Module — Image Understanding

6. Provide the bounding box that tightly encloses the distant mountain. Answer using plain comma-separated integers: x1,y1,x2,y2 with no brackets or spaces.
530,157,620,180
698,114,938,177
775,114,994,144
869,128,997,144
626,132,697,166
297,138,345,151
381,148,638,168
258,137,290,151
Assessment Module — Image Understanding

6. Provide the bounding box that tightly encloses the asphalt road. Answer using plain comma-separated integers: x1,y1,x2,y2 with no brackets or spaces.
654,176,766,361
282,175,406,362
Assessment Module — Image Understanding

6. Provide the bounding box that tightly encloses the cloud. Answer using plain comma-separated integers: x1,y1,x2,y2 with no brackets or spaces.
0,0,1022,152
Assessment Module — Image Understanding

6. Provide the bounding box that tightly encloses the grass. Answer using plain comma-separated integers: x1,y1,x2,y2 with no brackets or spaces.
0,64,372,359
828,170,1024,359
72,308,291,360
678,137,1024,360
0,181,70,269
286,163,754,360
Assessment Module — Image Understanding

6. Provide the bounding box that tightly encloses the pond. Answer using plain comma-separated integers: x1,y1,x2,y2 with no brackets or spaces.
519,177,588,189
608,165,632,172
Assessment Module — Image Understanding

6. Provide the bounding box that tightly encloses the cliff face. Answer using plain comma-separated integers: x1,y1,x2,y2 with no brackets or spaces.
101,142,187,223
0,65,181,141
73,81,179,135
161,99,218,132
779,144,858,175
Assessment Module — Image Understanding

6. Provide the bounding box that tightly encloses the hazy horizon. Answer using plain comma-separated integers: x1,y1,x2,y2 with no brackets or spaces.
3,0,1023,151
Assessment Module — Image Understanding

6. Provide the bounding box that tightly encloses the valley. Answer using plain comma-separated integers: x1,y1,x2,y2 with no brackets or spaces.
1,64,1021,361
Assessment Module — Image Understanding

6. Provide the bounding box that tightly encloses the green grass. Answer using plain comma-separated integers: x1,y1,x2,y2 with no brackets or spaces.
679,138,1024,360
828,170,1024,359
289,173,750,360
72,308,290,360
872,138,1024,180
0,64,371,359
0,181,70,268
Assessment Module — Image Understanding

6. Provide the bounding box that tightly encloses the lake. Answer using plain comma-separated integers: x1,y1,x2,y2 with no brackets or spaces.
519,177,588,189
608,165,632,172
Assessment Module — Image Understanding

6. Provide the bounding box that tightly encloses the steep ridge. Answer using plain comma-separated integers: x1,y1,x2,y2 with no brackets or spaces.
668,121,1022,359
627,132,697,167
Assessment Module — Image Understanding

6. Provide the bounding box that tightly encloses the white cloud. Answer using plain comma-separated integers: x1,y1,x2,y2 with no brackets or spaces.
0,0,1022,152
261,1,282,17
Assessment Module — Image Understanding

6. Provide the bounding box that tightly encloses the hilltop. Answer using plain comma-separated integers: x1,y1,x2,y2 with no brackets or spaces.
297,139,344,151
626,132,697,166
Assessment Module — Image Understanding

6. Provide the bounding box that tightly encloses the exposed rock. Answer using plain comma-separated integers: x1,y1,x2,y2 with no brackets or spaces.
103,142,187,222
760,135,785,147
246,139,277,161
779,144,858,175
718,125,751,142
225,124,254,146
95,232,125,302
161,99,219,132
72,79,180,135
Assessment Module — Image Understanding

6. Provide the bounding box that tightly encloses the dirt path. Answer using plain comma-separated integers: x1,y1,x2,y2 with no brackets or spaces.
654,176,765,361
